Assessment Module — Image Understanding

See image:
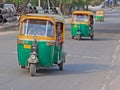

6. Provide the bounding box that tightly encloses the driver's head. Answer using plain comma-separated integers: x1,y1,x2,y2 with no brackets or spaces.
56,23,61,30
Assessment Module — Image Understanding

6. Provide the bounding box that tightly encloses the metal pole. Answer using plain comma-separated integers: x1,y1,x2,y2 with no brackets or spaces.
47,0,50,13
38,0,41,7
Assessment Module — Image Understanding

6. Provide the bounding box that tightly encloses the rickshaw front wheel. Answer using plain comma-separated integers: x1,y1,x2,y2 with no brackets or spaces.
58,61,64,71
72,36,74,39
29,64,36,76
76,35,81,40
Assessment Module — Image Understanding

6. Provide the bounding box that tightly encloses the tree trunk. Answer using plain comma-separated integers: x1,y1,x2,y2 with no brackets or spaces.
61,3,66,15
0,0,3,4
9,0,13,3
20,0,30,14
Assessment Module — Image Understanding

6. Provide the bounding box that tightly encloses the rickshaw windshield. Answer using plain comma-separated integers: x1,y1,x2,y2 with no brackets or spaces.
73,14,89,22
21,19,54,37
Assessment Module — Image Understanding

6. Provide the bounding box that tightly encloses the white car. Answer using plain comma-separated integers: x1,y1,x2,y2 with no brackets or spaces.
3,4,16,15
36,7,44,14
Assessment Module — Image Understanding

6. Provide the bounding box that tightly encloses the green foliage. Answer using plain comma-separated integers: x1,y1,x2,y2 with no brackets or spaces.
3,0,103,7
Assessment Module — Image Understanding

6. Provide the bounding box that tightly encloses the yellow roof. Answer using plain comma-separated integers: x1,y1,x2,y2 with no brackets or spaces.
96,10,104,14
21,14,64,23
72,11,94,15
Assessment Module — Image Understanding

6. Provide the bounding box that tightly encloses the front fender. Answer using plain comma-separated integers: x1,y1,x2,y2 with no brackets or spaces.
28,57,38,64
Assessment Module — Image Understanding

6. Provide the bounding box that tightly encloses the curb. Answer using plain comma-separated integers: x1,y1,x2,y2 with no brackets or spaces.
64,17,71,24
0,23,18,32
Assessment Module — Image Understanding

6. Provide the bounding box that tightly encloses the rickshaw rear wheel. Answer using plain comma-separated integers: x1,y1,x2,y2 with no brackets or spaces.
58,61,64,71
21,66,25,68
72,36,74,39
29,64,36,76
90,35,94,40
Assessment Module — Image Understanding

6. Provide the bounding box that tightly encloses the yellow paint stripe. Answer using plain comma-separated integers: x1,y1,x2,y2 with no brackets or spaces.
71,22,90,25
24,44,31,49
18,35,56,41
20,16,55,23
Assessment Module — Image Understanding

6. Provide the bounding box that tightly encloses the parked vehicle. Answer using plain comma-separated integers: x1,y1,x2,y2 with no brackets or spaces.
36,6,44,14
3,4,16,15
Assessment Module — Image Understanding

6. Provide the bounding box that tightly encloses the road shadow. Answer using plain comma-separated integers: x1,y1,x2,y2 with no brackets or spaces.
65,37,117,41
95,30,120,34
92,37,117,41
35,63,113,76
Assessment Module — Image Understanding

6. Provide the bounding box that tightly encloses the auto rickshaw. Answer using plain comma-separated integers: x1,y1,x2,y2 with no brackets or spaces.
17,14,66,76
71,11,94,40
95,10,104,21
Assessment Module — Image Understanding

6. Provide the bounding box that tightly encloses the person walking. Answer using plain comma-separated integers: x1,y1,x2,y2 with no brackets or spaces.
109,0,114,8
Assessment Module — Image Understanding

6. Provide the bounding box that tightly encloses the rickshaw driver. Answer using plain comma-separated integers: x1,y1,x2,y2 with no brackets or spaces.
90,15,94,29
56,23,63,47
74,14,88,22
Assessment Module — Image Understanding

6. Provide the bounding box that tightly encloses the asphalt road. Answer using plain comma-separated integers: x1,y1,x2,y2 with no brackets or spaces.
0,8,120,90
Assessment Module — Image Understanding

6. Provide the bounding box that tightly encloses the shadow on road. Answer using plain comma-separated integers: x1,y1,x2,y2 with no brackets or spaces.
33,63,113,76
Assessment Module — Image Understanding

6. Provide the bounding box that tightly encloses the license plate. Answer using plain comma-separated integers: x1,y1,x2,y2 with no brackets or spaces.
24,44,31,49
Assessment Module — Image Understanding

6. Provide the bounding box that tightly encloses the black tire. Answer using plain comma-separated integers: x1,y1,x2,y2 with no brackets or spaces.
29,64,36,76
72,36,74,39
90,35,94,40
76,35,81,40
58,62,64,71
21,66,25,68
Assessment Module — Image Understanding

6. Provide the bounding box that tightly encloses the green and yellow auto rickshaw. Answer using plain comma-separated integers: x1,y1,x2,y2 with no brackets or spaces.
17,14,66,76
71,11,94,40
95,10,104,21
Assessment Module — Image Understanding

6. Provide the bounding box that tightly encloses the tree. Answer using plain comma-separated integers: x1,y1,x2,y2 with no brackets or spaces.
0,0,3,4
20,0,29,14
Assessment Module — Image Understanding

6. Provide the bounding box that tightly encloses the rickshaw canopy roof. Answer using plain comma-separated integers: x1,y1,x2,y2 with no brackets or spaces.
72,11,94,16
96,10,104,14
20,14,64,23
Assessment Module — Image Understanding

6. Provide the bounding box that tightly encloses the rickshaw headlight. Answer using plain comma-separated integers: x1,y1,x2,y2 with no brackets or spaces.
30,54,36,60
73,25,78,28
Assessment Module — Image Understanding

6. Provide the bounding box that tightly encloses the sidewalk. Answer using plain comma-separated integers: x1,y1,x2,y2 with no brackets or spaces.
64,18,71,24
102,7,120,13
0,17,71,32
0,22,18,31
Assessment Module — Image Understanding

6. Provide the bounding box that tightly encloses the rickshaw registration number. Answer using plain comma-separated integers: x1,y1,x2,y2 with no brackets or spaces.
24,44,31,49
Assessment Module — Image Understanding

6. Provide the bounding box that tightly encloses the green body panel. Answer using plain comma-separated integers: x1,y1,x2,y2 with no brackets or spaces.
71,24,94,37
17,40,62,67
17,44,31,66
96,16,104,21
54,46,61,63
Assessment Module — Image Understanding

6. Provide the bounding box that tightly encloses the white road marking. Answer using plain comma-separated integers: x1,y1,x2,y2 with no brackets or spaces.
0,51,17,54
0,31,17,36
101,84,106,90
11,52,17,54
100,40,120,90
11,88,14,90
67,54,102,59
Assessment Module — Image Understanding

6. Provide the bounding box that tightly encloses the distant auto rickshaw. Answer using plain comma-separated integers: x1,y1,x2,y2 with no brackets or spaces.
17,14,66,76
95,10,104,21
71,11,94,40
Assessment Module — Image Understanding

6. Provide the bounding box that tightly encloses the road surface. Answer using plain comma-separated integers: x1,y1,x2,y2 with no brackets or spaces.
0,8,120,90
